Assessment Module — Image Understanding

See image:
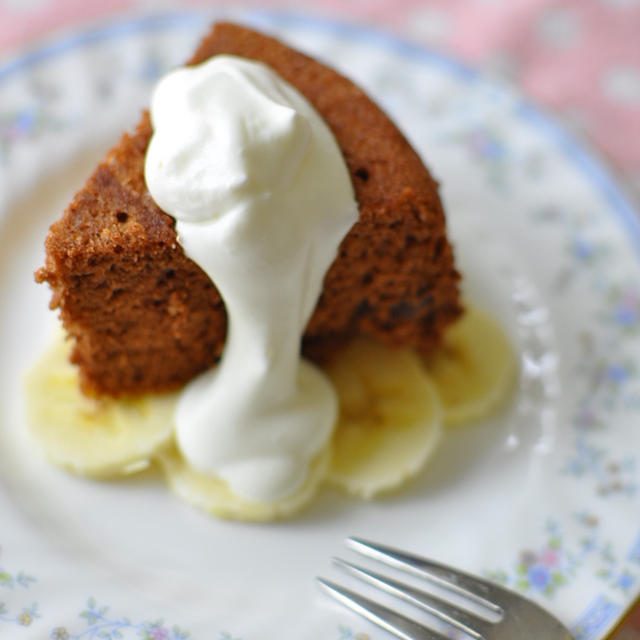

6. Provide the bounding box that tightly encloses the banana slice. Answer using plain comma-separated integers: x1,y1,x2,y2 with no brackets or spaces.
24,334,177,477
156,444,330,521
424,307,516,426
323,339,442,499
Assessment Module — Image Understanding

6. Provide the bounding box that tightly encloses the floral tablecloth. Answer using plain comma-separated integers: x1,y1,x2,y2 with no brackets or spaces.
0,0,638,638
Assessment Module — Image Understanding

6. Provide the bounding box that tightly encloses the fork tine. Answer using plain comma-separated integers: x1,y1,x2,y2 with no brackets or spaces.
333,557,489,640
317,577,450,640
347,537,503,613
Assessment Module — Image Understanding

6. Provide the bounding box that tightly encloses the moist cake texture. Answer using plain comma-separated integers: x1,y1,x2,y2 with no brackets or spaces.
36,21,462,396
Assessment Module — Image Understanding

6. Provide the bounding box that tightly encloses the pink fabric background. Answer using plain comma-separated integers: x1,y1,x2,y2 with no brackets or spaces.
0,0,638,637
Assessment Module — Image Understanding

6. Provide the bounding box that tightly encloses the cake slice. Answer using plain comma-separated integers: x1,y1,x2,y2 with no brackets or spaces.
36,21,462,396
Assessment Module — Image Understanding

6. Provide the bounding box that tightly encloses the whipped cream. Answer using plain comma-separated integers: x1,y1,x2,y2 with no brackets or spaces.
145,55,358,502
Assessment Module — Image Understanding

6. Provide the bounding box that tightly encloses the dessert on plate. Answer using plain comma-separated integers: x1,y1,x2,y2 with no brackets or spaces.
28,21,515,519
35,21,462,397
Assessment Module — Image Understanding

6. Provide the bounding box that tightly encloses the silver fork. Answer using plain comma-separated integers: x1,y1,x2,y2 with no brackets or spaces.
317,537,573,640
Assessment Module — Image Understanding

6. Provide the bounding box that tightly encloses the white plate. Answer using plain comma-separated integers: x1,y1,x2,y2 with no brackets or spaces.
1,9,639,640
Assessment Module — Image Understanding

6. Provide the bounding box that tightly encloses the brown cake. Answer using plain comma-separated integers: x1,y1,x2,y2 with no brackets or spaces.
36,21,462,397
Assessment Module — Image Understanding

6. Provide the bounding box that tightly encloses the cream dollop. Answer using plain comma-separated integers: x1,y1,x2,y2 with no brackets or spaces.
145,55,358,502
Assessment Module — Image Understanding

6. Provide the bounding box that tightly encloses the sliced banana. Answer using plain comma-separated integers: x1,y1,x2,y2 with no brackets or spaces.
156,444,330,521
323,338,442,499
423,306,516,426
24,333,177,477
24,305,515,516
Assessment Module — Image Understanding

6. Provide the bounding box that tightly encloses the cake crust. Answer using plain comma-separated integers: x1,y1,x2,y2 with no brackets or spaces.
36,21,462,396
